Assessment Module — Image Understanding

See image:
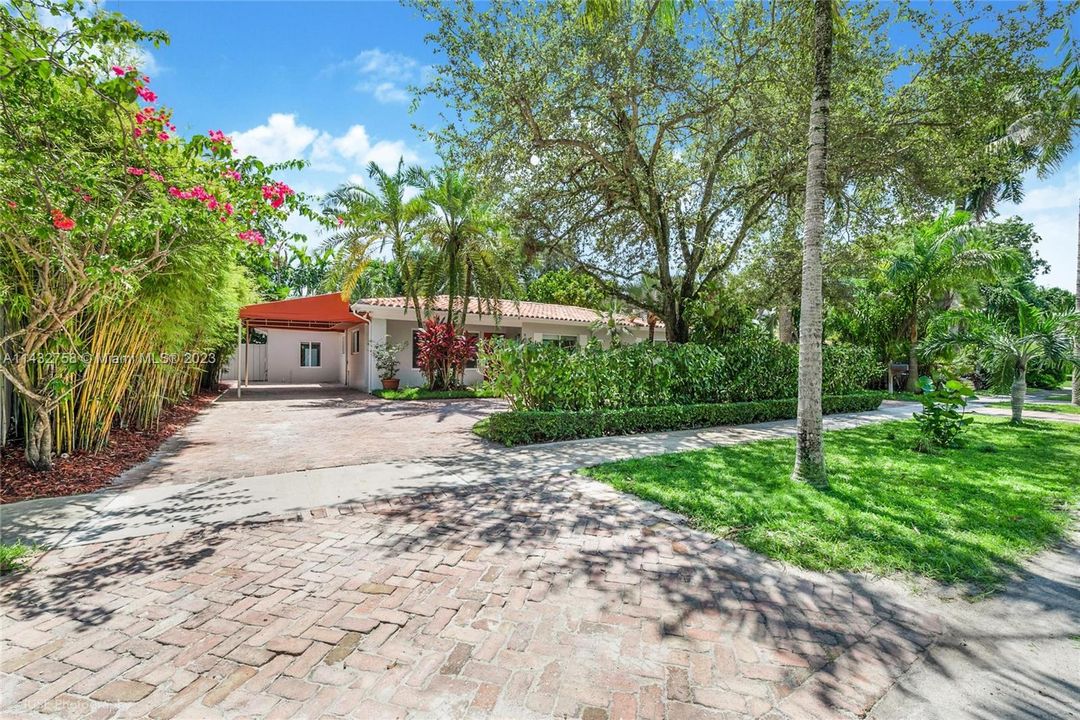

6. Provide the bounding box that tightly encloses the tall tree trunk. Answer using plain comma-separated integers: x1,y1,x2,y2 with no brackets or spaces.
793,0,833,487
777,293,796,344
25,400,53,471
905,323,920,392
1011,364,1027,424
1073,198,1079,406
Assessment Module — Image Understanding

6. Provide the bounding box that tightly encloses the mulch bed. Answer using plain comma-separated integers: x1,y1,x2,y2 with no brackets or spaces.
1,386,224,504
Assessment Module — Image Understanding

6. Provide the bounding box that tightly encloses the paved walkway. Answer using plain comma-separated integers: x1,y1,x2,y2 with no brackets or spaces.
1,473,941,720
871,530,1080,720
1,403,920,548
120,384,505,487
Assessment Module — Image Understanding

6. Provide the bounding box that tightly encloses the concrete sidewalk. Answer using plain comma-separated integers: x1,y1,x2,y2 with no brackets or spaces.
0,402,920,548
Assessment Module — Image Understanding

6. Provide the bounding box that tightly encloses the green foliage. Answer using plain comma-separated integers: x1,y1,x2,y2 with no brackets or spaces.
481,331,880,412
585,417,1080,589
526,268,607,310
912,375,976,452
370,338,408,380
478,393,884,446
0,542,35,574
373,387,497,401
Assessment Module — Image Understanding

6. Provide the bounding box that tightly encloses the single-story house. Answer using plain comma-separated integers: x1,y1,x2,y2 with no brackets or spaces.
223,293,664,392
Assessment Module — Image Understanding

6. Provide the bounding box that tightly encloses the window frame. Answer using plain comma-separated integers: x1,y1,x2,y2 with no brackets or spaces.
299,341,322,368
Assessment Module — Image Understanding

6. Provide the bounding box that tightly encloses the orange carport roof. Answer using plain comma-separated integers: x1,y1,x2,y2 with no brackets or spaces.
239,293,368,332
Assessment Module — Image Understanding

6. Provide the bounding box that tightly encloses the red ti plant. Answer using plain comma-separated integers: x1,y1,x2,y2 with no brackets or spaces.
416,318,478,390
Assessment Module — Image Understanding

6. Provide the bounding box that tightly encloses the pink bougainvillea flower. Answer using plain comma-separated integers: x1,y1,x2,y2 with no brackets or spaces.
7,200,17,209
261,181,295,209
224,202,234,215
81,194,92,202
222,169,242,182
157,131,169,141
126,167,145,176
135,87,157,103
133,127,143,138
167,186,183,198
149,171,164,182
206,198,219,211
207,130,232,145
337,216,344,226
237,229,265,245
50,208,75,231
112,65,126,76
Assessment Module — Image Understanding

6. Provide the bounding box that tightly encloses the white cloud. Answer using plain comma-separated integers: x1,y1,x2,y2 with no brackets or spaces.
230,113,319,164
230,114,423,187
130,46,161,77
329,48,426,105
996,162,1079,292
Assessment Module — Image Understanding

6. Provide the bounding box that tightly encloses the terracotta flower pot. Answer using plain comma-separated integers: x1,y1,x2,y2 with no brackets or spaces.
381,378,400,390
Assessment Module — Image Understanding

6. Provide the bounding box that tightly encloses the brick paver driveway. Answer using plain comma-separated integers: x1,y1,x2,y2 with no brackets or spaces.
125,384,505,486
1,473,940,719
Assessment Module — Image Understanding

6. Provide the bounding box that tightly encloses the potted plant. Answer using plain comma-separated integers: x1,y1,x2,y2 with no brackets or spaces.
370,337,408,390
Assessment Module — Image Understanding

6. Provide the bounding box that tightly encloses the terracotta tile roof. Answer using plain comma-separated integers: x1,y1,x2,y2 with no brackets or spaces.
353,296,658,328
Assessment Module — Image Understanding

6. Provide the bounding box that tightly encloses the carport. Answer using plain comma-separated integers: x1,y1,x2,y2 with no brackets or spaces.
236,293,368,397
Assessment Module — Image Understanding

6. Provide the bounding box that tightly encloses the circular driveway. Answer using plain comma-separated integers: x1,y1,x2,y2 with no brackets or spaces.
121,384,506,487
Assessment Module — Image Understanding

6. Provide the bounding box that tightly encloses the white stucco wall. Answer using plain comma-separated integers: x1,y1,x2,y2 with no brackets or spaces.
261,328,343,384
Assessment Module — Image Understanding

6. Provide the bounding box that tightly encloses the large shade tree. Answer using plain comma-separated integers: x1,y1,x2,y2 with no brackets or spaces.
413,0,1076,343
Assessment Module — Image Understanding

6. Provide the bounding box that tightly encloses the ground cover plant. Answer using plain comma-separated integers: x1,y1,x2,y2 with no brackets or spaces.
584,417,1080,590
373,387,496,401
0,542,35,574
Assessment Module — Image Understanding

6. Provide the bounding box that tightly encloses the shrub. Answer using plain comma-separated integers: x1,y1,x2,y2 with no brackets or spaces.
370,337,408,380
480,329,881,411
912,375,975,452
416,318,478,390
478,392,884,446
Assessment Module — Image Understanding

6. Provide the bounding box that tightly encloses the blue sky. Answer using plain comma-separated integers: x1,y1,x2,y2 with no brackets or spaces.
107,1,1078,291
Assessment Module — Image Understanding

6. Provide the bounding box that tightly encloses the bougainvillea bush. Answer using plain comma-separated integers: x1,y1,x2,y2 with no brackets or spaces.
415,318,479,390
0,0,312,470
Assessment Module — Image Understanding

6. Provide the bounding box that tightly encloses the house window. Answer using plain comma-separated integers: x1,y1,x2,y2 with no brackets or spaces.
300,342,321,368
542,334,579,350
351,329,361,354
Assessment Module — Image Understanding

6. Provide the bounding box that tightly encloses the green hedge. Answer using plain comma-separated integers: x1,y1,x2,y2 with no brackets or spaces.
480,330,881,411
477,392,885,446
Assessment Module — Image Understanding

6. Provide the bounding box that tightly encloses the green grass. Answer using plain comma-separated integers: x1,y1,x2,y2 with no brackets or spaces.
373,387,498,401
0,542,35,574
583,417,1080,590
989,402,1080,416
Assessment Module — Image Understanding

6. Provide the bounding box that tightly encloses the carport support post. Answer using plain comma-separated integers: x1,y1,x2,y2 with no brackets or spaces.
236,321,242,399
243,325,251,389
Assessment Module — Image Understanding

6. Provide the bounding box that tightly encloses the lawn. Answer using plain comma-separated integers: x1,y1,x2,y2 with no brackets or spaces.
373,387,497,401
583,417,1079,590
989,402,1080,415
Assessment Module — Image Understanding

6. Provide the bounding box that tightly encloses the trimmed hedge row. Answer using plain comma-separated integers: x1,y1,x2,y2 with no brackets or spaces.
477,392,885,446
480,331,882,412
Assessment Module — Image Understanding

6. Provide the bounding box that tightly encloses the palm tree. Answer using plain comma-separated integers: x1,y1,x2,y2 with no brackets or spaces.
924,300,1079,423
1073,198,1079,406
410,165,520,330
322,159,427,325
792,0,834,487
882,212,1012,391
